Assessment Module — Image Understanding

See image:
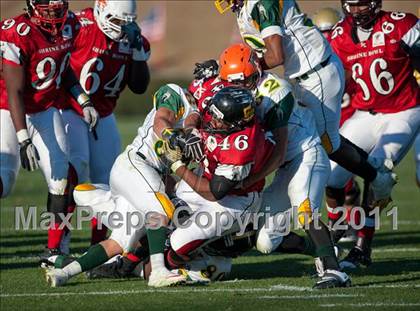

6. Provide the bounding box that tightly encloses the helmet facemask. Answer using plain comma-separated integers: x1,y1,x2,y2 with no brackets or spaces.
26,0,69,37
214,0,244,14
341,0,382,28
94,0,137,41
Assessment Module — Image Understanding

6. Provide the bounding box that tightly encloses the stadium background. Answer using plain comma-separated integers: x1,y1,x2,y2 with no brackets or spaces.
1,1,418,116
1,1,419,310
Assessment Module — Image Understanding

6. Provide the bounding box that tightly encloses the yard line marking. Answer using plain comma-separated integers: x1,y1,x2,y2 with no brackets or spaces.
372,248,420,253
259,294,362,300
0,286,315,298
360,284,420,289
320,303,420,308
270,284,312,291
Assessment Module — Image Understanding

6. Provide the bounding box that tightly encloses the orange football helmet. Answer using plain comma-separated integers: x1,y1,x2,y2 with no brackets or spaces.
219,43,261,90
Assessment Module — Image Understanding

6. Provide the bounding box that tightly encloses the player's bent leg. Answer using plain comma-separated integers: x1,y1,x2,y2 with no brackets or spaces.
110,148,186,287
0,109,19,198
27,108,71,257
89,113,121,184
256,164,293,254
46,240,121,287
61,109,90,184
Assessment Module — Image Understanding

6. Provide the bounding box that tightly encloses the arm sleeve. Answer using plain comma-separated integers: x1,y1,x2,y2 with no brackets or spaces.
264,91,295,129
251,0,282,38
0,27,25,66
154,85,185,114
209,175,239,200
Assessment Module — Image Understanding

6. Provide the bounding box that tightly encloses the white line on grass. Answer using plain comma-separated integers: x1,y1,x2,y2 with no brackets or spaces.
320,303,420,307
1,283,418,299
259,294,362,300
0,284,314,298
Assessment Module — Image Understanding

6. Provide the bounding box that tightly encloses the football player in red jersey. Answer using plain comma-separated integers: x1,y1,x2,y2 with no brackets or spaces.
327,0,420,268
0,0,98,260
61,0,150,245
165,86,274,273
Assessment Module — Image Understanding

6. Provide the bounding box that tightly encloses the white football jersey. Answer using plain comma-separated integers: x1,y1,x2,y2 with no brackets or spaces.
130,84,197,171
236,0,332,79
256,72,320,161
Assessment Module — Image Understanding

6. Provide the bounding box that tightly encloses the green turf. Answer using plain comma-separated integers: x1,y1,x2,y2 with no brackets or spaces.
1,116,420,310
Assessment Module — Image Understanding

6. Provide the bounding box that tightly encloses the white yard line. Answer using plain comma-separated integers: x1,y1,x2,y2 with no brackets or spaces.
320,303,420,308
259,294,362,299
3,283,419,299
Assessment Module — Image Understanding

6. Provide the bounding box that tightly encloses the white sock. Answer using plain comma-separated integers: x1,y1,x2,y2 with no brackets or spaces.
150,253,166,272
62,261,82,277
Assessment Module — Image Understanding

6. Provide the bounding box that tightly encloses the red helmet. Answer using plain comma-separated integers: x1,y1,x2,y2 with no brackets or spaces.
341,0,382,27
26,0,69,36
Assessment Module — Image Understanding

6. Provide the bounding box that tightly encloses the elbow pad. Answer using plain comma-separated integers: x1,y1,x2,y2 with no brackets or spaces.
209,175,238,200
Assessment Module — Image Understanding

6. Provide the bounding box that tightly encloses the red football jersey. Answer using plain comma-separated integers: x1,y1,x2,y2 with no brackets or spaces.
200,120,274,196
330,11,419,113
188,77,231,127
65,8,151,117
0,13,78,113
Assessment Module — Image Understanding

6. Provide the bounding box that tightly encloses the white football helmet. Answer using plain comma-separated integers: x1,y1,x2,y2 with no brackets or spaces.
94,0,137,41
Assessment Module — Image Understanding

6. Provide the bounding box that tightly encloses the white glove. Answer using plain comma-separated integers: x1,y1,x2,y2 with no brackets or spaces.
81,101,99,131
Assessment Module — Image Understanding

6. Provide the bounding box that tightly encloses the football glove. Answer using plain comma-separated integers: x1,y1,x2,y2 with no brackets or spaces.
161,140,185,173
161,128,186,150
81,101,99,131
184,128,204,162
122,22,143,50
193,59,219,80
19,139,40,171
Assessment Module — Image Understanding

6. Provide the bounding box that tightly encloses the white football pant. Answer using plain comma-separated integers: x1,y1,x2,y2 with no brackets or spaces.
328,105,420,189
256,144,331,254
61,110,121,184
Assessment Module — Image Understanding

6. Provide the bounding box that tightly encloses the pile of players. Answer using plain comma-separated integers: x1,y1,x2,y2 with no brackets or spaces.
0,0,419,289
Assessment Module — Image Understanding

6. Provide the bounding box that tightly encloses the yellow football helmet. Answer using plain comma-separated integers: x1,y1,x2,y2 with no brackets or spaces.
214,0,243,14
312,7,343,32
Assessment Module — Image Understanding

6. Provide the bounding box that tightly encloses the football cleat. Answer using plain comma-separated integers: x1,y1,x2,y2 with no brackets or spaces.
340,246,372,269
39,247,62,268
148,268,187,288
176,268,211,285
313,269,351,289
86,255,138,279
314,245,342,277
45,268,70,287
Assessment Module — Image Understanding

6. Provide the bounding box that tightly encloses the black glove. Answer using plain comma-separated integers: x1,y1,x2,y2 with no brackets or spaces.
184,128,204,162
19,139,40,171
193,59,219,80
122,22,143,50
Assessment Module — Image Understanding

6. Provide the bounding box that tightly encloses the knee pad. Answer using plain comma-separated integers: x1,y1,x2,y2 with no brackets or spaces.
256,229,283,254
0,170,17,198
297,198,313,227
74,184,115,226
155,192,175,220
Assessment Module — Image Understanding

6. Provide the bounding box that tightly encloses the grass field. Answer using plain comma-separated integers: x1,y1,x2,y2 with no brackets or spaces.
1,116,419,310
